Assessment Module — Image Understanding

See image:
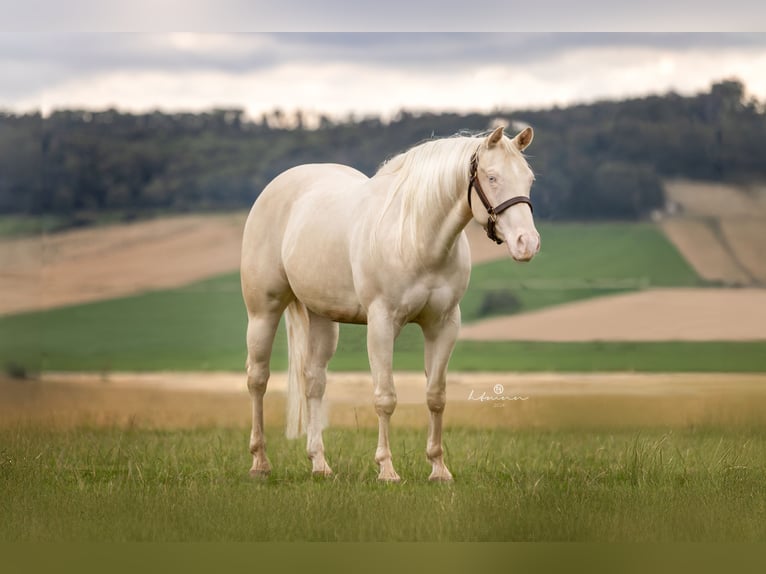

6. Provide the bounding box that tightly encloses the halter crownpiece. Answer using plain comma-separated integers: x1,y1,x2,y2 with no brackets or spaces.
467,148,533,244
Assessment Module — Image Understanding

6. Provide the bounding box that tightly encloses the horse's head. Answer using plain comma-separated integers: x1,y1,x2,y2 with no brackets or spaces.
469,126,540,262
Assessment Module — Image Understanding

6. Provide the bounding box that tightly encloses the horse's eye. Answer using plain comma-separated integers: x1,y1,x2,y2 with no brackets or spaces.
488,176,496,183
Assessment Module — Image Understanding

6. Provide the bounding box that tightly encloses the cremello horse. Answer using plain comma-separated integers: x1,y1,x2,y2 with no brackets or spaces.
241,125,539,481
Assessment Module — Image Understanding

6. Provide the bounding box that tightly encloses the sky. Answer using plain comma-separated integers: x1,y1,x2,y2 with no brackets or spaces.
1,33,765,121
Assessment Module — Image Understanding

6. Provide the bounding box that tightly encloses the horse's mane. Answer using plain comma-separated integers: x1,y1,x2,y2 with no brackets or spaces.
371,133,523,262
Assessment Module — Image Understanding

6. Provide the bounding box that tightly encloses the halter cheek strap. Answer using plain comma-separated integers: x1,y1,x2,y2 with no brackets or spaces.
468,149,533,245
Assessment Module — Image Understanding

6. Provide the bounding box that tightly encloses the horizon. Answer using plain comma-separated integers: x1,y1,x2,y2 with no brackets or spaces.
2,77,757,127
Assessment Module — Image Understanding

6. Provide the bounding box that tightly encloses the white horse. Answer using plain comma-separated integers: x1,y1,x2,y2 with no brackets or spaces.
240,125,540,482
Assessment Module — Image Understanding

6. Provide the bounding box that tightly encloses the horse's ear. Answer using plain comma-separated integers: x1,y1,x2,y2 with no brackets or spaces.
486,126,505,148
514,127,534,151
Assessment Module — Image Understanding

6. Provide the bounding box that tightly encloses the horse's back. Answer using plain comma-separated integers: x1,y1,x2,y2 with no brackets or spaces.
247,163,366,216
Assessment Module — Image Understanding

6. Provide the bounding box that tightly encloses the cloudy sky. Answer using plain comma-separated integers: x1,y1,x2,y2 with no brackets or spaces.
2,33,765,120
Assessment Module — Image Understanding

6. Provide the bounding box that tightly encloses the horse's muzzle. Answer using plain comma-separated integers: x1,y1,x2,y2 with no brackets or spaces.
509,231,540,262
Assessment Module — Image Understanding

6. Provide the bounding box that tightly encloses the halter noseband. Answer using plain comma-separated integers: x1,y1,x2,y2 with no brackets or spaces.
467,148,533,244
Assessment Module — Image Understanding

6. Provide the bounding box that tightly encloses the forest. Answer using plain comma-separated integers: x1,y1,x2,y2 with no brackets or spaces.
1,79,764,224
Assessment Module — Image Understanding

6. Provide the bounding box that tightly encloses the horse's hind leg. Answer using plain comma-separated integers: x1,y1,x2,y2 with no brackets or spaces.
246,311,282,478
304,311,339,476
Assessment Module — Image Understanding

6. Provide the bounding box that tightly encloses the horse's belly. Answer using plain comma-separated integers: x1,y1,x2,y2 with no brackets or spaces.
304,297,367,324
289,272,367,324
283,227,367,324
293,277,367,324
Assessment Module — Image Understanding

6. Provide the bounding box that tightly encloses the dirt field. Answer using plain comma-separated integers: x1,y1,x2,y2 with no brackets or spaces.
720,218,766,284
660,219,753,284
664,180,766,218
0,213,246,315
459,288,766,342
661,179,766,286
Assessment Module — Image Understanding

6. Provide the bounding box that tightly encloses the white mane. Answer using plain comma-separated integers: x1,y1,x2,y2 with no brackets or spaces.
372,136,475,260
372,134,523,261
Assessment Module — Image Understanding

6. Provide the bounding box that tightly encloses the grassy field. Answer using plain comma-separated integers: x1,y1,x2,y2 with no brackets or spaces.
3,369,766,543
0,215,72,237
3,221,763,374
461,222,702,320
2,423,765,542
2,282,765,373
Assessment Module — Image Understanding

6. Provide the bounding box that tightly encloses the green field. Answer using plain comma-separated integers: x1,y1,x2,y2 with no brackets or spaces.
2,222,764,374
0,215,70,237
461,222,702,320
2,424,765,541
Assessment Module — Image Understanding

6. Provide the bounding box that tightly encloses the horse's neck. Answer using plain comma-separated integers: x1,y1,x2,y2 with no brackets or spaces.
372,138,478,268
414,172,473,268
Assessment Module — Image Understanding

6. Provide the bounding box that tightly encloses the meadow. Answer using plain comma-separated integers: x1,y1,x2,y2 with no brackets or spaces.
3,420,766,542
3,373,766,543
3,222,764,374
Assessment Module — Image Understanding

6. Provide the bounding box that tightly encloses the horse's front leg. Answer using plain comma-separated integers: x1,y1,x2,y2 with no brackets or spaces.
421,306,460,481
367,303,401,482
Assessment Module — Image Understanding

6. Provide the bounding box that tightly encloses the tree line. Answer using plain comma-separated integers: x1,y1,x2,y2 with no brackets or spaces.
1,79,764,224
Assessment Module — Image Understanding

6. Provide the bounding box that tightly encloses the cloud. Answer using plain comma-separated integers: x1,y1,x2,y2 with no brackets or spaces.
3,33,766,74
3,1,766,32
2,33,766,116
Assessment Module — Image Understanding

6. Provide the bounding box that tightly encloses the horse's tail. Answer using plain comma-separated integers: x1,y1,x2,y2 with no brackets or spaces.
285,300,310,439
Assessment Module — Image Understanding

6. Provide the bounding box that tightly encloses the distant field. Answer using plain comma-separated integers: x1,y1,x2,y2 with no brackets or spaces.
661,180,766,286
462,222,702,321
0,280,759,376
2,275,765,372
0,215,72,237
721,218,766,284
3,221,742,374
661,219,753,285
460,288,766,342
0,212,247,315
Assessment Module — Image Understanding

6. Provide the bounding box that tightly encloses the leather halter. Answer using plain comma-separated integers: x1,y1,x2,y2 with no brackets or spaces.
467,149,533,244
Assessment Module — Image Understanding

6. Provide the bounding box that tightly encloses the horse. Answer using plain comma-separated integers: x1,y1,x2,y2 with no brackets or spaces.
240,125,540,482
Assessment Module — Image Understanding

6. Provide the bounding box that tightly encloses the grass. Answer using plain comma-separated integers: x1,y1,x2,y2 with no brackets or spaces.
3,221,760,374
1,279,764,372
461,222,702,320
3,373,766,542
0,210,238,238
0,214,72,237
2,424,765,542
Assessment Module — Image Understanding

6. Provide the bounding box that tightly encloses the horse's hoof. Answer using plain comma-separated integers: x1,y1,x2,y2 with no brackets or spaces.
428,473,454,482
249,467,271,479
429,467,454,482
378,473,402,483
